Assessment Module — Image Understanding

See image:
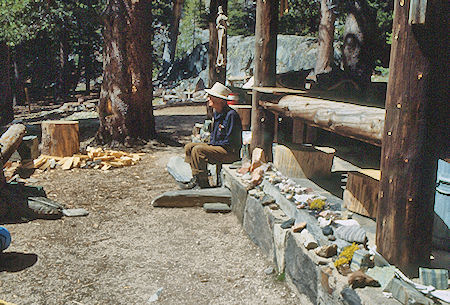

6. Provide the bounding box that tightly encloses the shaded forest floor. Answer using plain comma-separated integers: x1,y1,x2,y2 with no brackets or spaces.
0,106,300,305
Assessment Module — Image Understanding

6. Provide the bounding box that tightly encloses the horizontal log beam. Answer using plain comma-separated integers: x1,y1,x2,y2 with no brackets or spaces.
260,95,385,146
1,124,26,164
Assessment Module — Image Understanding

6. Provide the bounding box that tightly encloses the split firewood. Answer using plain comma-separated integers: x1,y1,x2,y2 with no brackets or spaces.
30,147,144,171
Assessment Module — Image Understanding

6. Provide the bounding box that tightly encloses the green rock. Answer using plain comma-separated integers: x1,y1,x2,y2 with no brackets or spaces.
203,203,232,213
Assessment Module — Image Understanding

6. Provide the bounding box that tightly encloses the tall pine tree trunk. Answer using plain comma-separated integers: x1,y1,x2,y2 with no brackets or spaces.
12,49,25,107
82,44,91,95
56,26,70,102
314,0,336,75
97,0,155,145
159,0,184,79
0,42,13,126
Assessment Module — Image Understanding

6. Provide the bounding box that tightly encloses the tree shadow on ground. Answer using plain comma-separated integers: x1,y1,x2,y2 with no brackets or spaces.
0,252,38,272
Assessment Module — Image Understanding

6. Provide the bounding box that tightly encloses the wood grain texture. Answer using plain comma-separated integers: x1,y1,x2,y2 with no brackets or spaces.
376,0,448,276
343,171,380,218
260,96,385,146
273,144,335,179
41,121,79,157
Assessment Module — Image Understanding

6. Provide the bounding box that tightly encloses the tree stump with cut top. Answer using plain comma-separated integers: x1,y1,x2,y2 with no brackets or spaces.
41,121,79,157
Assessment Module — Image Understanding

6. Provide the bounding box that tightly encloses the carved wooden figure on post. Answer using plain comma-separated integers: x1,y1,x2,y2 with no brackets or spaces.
216,6,228,68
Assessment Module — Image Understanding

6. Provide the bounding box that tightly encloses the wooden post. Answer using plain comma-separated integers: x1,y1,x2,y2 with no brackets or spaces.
250,0,278,161
376,0,448,276
207,0,228,118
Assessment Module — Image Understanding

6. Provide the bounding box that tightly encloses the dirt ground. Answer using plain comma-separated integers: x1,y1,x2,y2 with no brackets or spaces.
0,106,300,305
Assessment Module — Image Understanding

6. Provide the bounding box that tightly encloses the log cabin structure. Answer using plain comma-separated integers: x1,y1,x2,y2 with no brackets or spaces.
208,0,448,275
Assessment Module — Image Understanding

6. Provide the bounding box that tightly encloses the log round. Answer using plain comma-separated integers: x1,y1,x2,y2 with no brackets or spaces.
260,95,385,146
41,121,79,157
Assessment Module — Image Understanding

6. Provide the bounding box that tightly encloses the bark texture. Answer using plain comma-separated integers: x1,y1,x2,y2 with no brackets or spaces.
250,0,278,160
314,0,336,75
97,0,155,144
260,96,385,146
0,43,13,126
159,0,184,78
376,0,449,276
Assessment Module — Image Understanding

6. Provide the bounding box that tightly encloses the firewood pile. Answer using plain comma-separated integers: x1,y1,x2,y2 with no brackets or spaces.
4,147,144,178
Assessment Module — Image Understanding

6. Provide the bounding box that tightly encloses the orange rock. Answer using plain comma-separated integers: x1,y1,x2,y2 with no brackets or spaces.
250,167,265,186
250,148,265,172
292,222,307,233
238,161,251,175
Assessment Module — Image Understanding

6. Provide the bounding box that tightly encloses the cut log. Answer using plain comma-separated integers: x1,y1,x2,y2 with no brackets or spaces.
343,170,380,219
260,96,385,146
41,121,79,157
0,124,26,164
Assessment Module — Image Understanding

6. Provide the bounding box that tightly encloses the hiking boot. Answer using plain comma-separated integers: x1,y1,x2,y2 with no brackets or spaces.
178,175,210,190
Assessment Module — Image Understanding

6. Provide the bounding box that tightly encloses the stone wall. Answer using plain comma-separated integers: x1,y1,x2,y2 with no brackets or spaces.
222,165,400,305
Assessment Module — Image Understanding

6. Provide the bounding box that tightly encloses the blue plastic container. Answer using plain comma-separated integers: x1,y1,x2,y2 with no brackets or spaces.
0,227,11,252
433,159,450,251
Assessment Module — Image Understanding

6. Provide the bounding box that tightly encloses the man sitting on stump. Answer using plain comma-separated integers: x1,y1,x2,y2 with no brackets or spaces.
183,82,242,189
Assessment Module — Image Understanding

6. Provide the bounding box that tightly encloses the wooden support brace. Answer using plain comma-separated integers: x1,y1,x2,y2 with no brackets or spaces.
343,170,380,219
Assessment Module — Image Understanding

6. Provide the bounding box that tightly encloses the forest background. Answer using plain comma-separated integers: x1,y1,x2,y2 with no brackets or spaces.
0,0,392,105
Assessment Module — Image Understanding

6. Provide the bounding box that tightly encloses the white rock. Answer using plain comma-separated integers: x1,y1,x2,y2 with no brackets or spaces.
334,219,360,227
147,287,163,303
318,217,332,228
294,193,316,203
300,229,318,250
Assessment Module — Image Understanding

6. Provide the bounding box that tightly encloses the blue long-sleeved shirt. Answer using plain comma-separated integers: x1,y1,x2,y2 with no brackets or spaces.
210,105,243,152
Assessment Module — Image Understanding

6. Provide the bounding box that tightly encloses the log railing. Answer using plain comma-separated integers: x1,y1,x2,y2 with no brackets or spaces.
259,95,385,146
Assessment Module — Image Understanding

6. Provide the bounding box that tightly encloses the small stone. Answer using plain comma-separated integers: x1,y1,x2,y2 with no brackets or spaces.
348,270,380,289
328,235,336,241
300,229,318,250
147,287,163,303
292,222,307,233
62,208,89,217
340,287,362,305
322,225,333,236
318,217,332,228
335,225,367,244
281,218,295,229
269,204,279,210
203,203,232,213
248,189,258,196
315,244,338,258
261,194,275,206
285,194,293,200
296,203,307,209
264,266,274,275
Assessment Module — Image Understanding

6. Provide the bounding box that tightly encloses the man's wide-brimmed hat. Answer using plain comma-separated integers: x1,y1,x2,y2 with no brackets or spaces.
205,82,231,100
